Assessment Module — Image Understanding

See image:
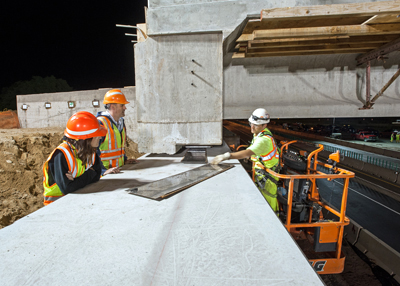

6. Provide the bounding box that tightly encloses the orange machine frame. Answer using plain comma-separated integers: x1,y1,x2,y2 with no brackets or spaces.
254,140,355,274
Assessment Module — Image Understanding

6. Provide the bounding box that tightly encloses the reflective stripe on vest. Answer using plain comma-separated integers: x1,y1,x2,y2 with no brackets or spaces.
260,135,279,162
250,128,279,170
43,143,95,205
98,116,125,168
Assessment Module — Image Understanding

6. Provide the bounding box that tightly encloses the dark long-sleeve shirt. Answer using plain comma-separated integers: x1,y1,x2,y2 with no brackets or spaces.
47,150,102,194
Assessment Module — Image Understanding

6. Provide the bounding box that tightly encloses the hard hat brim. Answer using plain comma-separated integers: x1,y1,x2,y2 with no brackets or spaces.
64,125,107,140
103,99,130,105
248,116,270,125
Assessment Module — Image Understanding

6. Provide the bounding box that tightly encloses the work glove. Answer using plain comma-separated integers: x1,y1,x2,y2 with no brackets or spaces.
211,152,231,165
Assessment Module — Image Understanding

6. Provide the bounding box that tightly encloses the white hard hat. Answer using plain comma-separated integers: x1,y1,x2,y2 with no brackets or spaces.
248,108,270,125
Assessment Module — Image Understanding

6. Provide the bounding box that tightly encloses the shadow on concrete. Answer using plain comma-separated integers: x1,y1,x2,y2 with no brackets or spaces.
120,158,177,171
76,178,151,194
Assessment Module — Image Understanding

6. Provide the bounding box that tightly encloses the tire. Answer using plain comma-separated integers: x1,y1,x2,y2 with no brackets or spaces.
282,152,307,171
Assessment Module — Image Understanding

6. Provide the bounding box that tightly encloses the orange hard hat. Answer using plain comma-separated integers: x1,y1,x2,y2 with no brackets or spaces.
64,111,107,140
103,89,129,105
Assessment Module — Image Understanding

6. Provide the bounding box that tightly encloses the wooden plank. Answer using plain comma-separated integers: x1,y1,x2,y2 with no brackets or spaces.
232,53,246,59
253,23,400,40
259,16,371,30
245,43,383,55
261,1,400,20
367,13,400,24
243,49,373,58
248,35,399,49
242,19,263,34
237,33,254,42
249,35,350,44
137,23,147,42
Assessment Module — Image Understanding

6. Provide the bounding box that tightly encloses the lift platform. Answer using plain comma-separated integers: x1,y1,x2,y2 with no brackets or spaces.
267,141,355,274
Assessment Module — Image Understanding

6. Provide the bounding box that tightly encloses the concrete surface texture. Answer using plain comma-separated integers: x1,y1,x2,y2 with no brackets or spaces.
134,33,223,154
0,145,323,286
16,87,136,131
223,52,400,119
146,0,389,36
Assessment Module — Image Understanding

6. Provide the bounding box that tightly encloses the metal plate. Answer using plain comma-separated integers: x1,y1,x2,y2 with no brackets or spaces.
126,163,233,200
181,148,208,163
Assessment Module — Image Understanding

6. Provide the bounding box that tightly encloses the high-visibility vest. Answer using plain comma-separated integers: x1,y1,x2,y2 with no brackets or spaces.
97,116,126,169
250,128,280,171
42,142,95,205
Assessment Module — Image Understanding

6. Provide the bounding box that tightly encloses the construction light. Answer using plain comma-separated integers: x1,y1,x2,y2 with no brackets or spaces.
68,101,75,109
21,104,28,110
45,102,51,109
92,99,100,108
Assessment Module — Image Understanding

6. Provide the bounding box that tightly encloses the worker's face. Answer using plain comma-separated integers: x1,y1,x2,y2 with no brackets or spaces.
111,103,127,119
91,136,101,147
250,123,267,134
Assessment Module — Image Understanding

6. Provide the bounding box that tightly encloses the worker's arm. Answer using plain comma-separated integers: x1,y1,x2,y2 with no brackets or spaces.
230,149,254,160
90,153,102,183
96,148,109,175
49,150,99,194
211,149,255,164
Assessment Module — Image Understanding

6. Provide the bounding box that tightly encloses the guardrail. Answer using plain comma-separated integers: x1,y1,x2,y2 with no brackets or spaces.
272,129,400,172
366,156,399,171
346,220,400,284
325,212,400,283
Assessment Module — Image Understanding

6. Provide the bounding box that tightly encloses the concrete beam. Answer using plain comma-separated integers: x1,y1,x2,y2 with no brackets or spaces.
134,33,223,154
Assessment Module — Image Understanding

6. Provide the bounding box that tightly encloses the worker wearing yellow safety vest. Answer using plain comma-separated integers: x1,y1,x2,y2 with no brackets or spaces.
96,89,137,175
211,108,280,212
43,111,106,205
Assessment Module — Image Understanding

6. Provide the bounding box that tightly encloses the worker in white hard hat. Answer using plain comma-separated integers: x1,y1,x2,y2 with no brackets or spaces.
96,89,137,176
212,108,280,212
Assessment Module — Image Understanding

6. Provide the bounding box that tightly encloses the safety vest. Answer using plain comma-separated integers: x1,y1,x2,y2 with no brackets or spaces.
97,116,126,169
42,142,95,205
250,128,280,171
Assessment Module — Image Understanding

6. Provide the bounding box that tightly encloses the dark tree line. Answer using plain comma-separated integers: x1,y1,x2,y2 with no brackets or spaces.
0,76,73,111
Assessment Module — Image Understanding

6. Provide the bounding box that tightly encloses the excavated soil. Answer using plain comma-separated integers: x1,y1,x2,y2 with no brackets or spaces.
0,127,142,229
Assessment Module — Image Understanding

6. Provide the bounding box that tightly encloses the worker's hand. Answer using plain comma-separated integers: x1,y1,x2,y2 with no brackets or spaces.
211,152,231,165
66,171,74,181
103,166,121,175
125,158,138,164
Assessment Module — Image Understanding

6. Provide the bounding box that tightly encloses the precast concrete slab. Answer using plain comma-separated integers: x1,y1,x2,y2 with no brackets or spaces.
0,145,323,286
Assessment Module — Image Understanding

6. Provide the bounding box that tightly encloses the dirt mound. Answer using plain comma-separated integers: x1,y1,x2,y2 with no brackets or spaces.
0,127,142,229
0,110,20,129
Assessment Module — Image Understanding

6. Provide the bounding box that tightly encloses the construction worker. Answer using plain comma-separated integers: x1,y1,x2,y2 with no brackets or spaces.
391,132,394,143
96,89,136,175
397,132,400,143
43,111,106,205
212,108,280,212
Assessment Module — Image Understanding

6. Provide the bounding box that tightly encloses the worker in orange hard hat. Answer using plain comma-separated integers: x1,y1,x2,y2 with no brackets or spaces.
43,111,107,205
96,89,137,176
211,108,280,213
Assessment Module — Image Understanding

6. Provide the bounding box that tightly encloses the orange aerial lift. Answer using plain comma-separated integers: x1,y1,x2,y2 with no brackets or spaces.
253,140,355,274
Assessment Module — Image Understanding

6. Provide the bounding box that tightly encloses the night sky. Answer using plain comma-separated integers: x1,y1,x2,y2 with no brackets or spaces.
0,0,148,91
